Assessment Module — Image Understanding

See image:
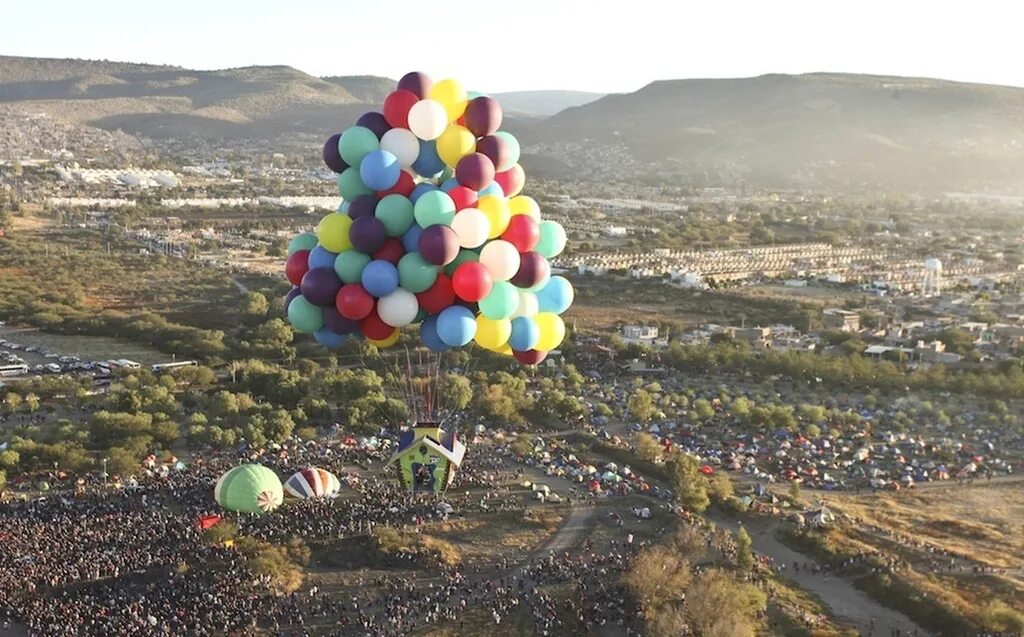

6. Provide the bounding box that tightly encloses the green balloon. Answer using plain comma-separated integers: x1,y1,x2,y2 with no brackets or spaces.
479,281,518,319
338,167,374,200
398,252,439,293
287,296,323,334
413,308,428,324
338,125,379,166
444,249,479,277
440,165,455,182
375,194,415,237
535,220,567,259
494,131,520,172
288,233,318,255
413,190,456,228
334,249,371,284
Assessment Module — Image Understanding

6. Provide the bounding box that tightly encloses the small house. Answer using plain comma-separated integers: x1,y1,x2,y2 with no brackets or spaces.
387,422,466,493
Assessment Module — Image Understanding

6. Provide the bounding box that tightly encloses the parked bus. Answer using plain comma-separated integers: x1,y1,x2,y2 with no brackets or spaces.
0,364,29,377
151,360,198,372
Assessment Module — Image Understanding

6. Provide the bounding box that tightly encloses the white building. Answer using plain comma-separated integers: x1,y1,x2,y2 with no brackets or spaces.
621,325,668,348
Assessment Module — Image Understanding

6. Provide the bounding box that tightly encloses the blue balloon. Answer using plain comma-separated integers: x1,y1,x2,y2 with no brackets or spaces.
401,224,424,253
440,178,460,193
436,306,476,347
307,245,338,270
338,201,350,213
314,328,349,349
410,183,438,204
360,149,401,191
509,316,540,351
419,315,449,352
361,259,399,297
413,140,445,177
536,276,574,314
478,182,505,198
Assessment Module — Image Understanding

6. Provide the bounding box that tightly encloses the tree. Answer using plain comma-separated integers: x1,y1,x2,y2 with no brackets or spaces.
708,472,734,503
668,452,710,513
3,392,22,413
444,374,473,411
510,434,533,456
684,569,766,637
24,393,40,412
105,447,142,476
623,545,692,620
735,528,754,571
628,388,655,423
789,480,802,502
731,396,751,419
634,432,663,463
0,449,20,470
693,398,715,420
242,291,270,320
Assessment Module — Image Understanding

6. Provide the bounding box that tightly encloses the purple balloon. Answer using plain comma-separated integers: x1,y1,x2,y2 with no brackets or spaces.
463,97,503,137
323,134,348,173
300,267,342,307
356,112,390,140
474,136,509,176
323,307,360,334
284,286,302,311
511,252,550,288
349,216,386,254
418,225,459,266
348,194,377,220
397,72,433,99
455,153,495,192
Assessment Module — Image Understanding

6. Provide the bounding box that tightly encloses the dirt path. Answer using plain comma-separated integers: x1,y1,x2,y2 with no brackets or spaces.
537,503,597,554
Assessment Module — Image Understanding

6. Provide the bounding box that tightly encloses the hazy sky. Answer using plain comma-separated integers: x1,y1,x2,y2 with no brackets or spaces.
5,0,1022,93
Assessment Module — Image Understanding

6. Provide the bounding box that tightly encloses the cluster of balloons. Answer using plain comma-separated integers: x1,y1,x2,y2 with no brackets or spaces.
284,72,573,365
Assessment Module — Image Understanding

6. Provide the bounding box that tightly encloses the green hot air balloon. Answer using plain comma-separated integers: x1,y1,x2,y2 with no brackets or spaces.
214,464,284,514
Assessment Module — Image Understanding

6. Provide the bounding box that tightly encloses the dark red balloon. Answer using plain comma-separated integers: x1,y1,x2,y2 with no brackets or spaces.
501,215,540,252
372,237,405,265
349,216,386,254
416,273,455,314
418,225,459,266
378,170,415,198
323,134,348,173
495,164,525,197
356,112,390,140
475,135,510,173
451,261,493,302
397,72,433,99
347,194,378,219
463,96,503,137
335,284,374,320
448,185,478,211
285,249,310,286
513,349,548,365
383,90,419,129
455,153,495,192
323,307,360,334
361,309,394,340
511,251,550,288
301,267,343,307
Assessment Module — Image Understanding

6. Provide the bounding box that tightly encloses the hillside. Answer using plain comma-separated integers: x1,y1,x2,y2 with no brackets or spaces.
532,73,1024,192
491,90,605,116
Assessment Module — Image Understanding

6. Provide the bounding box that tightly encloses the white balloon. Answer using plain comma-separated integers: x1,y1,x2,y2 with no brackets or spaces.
450,208,490,249
407,100,448,141
512,291,538,318
479,240,521,282
380,128,420,168
377,289,419,327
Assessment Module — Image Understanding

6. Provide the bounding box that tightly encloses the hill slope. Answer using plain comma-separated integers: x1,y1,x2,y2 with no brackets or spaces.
491,90,605,116
533,73,1024,191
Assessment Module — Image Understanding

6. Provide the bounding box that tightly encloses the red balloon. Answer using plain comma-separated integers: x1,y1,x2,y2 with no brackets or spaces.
378,169,415,198
455,153,495,192
451,261,493,302
285,249,310,286
416,273,456,314
501,215,540,252
372,238,406,265
448,185,478,211
361,309,396,340
383,90,419,129
335,283,374,320
513,349,548,365
463,96,503,137
511,252,550,288
495,164,525,197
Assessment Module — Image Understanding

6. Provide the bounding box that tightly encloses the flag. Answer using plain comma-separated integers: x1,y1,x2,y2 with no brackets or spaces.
198,514,221,530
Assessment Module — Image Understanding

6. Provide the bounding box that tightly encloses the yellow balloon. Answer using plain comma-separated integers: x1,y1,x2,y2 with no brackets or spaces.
477,195,511,238
474,315,512,350
317,213,353,253
496,343,514,356
368,330,400,348
534,312,565,351
508,195,541,220
429,79,468,121
436,125,477,167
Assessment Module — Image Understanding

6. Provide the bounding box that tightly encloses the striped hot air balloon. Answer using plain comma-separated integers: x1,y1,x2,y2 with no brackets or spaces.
284,467,342,499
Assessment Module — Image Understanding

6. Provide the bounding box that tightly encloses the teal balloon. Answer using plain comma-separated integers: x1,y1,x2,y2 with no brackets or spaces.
334,250,371,284
413,190,456,228
528,270,552,293
535,220,567,259
444,249,479,277
467,90,487,99
338,126,379,166
478,281,519,319
288,233,318,255
536,276,574,314
287,296,323,334
397,252,438,293
494,131,520,172
376,194,415,237
338,167,374,200
440,165,454,182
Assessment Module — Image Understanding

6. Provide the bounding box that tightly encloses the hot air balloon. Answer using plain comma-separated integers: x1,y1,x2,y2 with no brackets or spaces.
214,464,283,514
284,467,342,499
